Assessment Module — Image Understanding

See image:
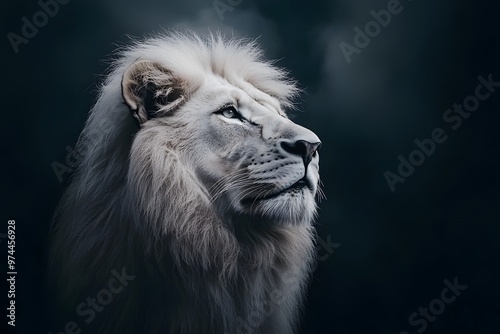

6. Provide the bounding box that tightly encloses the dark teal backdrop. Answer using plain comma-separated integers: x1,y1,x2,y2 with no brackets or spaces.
2,0,499,333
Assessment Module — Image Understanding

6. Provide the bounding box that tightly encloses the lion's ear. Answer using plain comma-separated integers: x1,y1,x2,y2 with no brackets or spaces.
121,60,186,124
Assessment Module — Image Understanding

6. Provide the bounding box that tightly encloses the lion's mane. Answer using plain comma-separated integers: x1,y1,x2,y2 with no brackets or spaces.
49,32,317,334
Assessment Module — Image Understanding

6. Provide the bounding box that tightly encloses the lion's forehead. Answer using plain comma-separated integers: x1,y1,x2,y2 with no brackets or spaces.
200,75,287,117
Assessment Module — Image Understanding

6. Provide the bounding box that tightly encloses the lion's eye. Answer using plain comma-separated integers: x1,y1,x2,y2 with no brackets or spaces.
221,107,237,119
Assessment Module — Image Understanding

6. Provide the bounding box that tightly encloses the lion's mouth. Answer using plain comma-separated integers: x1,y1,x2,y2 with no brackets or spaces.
241,177,311,205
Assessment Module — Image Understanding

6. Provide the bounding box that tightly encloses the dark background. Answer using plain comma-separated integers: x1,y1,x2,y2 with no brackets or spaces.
2,0,499,333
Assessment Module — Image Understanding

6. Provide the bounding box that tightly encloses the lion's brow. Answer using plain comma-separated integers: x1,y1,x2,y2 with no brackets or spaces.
204,88,282,117
253,98,284,117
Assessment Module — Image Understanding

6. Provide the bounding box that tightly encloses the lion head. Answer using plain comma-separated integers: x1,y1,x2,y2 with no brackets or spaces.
49,32,322,334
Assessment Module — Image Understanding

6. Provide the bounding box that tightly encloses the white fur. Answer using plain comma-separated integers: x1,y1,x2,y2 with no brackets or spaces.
49,31,321,334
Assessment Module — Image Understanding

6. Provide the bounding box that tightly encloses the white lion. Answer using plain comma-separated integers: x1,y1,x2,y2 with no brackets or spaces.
49,31,322,334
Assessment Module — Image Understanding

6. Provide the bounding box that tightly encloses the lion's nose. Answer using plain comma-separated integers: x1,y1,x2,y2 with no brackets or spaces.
280,139,322,167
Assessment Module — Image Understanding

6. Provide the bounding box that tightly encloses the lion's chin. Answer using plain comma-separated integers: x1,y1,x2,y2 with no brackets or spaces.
237,189,317,225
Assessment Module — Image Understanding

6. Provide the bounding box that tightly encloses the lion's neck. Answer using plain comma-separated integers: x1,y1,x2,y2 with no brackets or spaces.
137,206,316,334
135,226,314,334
